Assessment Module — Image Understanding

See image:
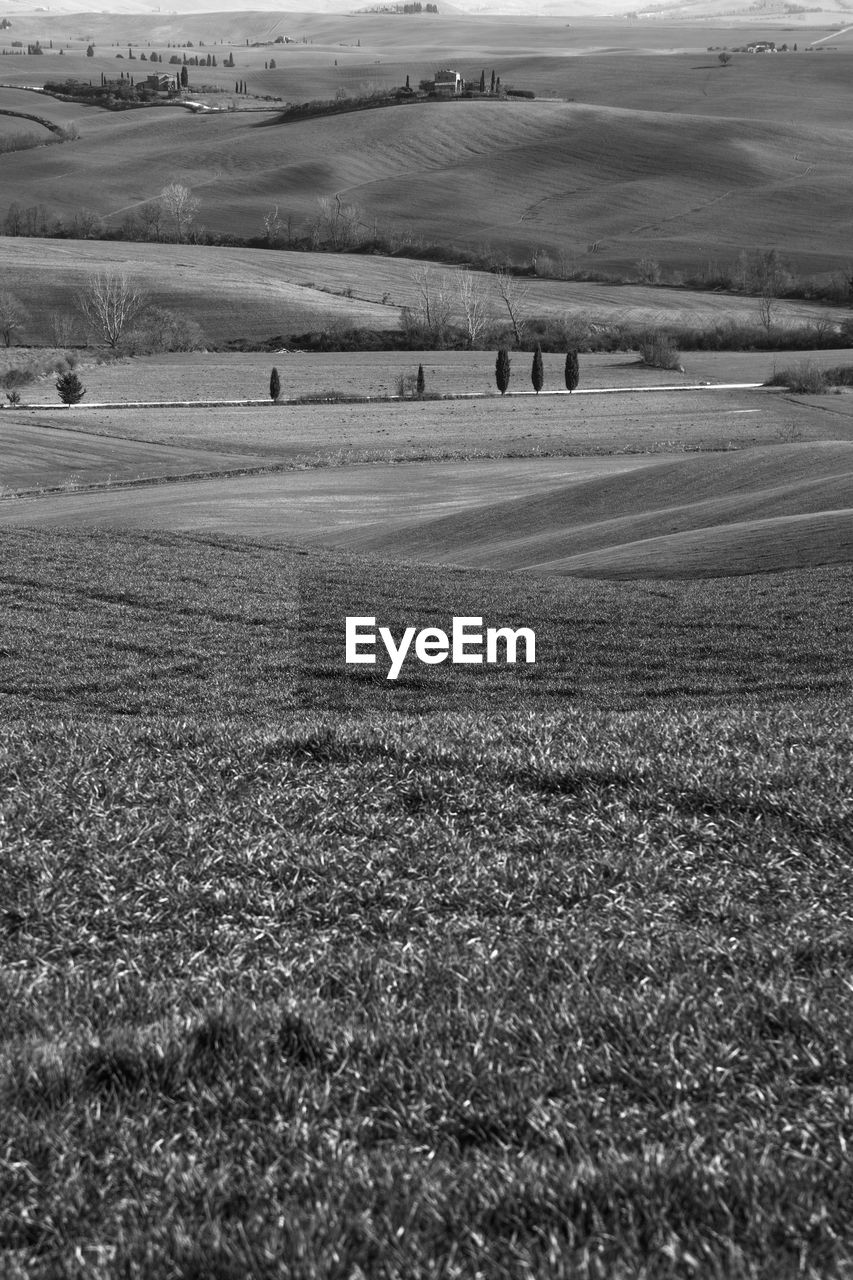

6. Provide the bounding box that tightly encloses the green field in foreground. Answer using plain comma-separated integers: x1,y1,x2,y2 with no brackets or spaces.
3,704,852,1278
2,530,851,1278
2,527,851,714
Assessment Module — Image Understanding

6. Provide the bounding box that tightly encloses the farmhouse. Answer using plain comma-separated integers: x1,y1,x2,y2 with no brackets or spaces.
745,41,776,52
146,72,172,91
433,68,463,95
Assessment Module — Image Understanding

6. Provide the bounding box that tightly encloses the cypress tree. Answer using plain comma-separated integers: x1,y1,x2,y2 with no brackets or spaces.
269,366,281,402
495,348,510,395
416,363,425,396
490,68,495,92
565,350,580,393
479,68,485,92
531,343,544,395
56,371,85,405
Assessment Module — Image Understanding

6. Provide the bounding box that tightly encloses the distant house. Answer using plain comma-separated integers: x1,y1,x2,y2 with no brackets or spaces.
146,72,172,91
433,68,463,95
745,41,776,52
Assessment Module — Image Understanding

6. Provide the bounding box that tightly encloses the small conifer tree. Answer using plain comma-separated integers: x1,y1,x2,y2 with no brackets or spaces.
531,343,544,394
495,347,510,395
565,350,579,393
269,366,281,402
56,371,85,405
416,363,425,396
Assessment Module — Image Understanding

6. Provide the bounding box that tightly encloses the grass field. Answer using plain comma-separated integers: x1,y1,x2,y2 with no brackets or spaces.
1,428,851,576
0,416,262,493
3,8,853,1275
3,346,852,488
0,115,52,144
1,237,848,349
0,389,828,489
2,45,853,273
1,525,850,716
9,347,853,406
0,87,105,127
2,350,851,577
339,442,853,574
2,528,852,1275
3,699,851,1278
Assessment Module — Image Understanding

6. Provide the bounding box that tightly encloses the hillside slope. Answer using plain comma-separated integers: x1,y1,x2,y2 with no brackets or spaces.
340,442,853,576
1,92,851,272
0,236,845,346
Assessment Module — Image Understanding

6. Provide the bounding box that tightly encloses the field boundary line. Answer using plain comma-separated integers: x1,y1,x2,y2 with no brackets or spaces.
3,384,769,413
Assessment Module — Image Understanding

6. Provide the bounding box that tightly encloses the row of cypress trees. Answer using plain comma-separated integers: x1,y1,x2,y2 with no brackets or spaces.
496,345,579,396
268,350,580,402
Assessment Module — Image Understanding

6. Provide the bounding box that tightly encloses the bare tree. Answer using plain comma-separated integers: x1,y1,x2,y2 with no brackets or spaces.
809,312,837,344
736,247,792,298
71,207,103,239
758,293,775,334
139,199,164,241
121,305,205,355
159,181,199,242
262,204,283,246
314,195,364,250
0,291,28,347
77,271,147,349
49,311,79,348
753,249,792,297
455,267,489,348
408,264,453,343
493,267,530,347
4,202,23,236
635,257,662,285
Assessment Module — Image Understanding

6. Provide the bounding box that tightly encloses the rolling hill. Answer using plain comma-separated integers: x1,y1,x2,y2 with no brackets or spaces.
0,237,402,342
1,65,852,274
333,441,853,575
1,438,849,578
2,235,844,347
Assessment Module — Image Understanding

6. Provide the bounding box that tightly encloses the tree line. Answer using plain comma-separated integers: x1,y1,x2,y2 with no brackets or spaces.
10,343,582,408
494,346,579,396
265,349,581,406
